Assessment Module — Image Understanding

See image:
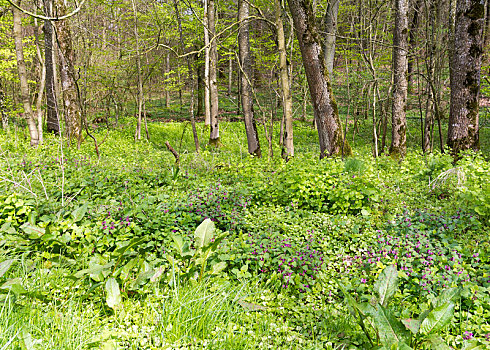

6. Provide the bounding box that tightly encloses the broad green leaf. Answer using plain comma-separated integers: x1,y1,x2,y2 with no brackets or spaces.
20,223,45,239
72,262,114,280
105,278,121,309
372,305,410,345
420,302,455,335
402,318,421,335
433,287,461,308
114,237,146,256
71,204,88,222
119,258,138,281
374,265,398,306
427,335,451,350
0,278,27,295
210,261,227,275
0,260,14,279
171,235,184,255
461,341,485,350
194,219,215,249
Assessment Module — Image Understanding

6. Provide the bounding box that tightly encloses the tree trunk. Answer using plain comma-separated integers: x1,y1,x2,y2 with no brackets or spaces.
287,0,351,158
54,0,82,144
238,0,261,157
34,20,45,145
322,0,339,75
165,49,171,108
197,57,205,117
208,0,220,145
203,0,211,125
390,0,409,159
43,0,60,135
0,82,8,130
131,0,143,140
448,0,484,155
408,0,422,90
275,0,294,159
12,4,39,147
228,55,233,95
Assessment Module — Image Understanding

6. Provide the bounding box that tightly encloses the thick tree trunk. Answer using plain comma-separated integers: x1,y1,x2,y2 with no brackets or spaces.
390,0,409,159
275,0,294,159
12,4,39,147
322,0,339,75
448,0,484,155
54,0,82,144
287,0,351,158
43,0,60,135
238,0,261,157
204,0,211,125
208,0,220,145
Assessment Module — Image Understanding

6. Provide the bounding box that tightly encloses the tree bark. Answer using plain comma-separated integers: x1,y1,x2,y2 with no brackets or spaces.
165,49,170,108
131,0,143,140
43,0,60,135
390,0,409,159
448,0,484,155
204,0,211,125
54,0,82,144
238,0,261,157
322,0,339,75
208,0,220,145
275,0,294,159
287,0,351,158
12,3,39,147
0,82,8,130
408,0,422,90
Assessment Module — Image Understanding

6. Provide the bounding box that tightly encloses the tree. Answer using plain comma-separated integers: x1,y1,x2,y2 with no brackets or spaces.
390,0,409,159
54,0,82,143
12,2,39,147
287,0,351,158
447,0,485,155
238,0,261,157
275,0,293,159
322,0,339,75
208,0,219,146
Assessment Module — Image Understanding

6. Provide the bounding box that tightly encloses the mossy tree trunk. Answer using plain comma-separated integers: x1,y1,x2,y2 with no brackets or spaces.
287,0,351,159
390,0,409,159
239,0,261,157
448,0,484,155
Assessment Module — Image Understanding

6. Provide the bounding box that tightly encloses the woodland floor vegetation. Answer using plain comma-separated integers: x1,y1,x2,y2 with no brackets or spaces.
0,109,489,349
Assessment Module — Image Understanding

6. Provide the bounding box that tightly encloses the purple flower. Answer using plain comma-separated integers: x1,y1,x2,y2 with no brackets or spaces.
463,331,473,340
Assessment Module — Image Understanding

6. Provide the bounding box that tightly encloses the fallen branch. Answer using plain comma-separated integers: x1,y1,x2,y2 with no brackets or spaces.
165,141,180,165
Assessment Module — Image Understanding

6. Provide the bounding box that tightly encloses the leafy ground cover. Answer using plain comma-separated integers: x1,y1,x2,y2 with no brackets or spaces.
0,119,489,349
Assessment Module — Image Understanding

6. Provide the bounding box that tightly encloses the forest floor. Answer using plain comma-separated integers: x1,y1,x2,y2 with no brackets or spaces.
0,115,489,349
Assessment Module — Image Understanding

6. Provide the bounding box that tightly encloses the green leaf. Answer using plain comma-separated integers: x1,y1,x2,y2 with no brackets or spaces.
402,318,421,335
427,335,451,350
171,234,184,255
210,261,227,275
72,262,114,280
20,223,45,239
372,305,410,345
0,259,14,279
194,219,215,249
420,302,455,335
0,278,27,295
114,237,146,256
71,204,88,222
433,287,461,308
374,265,398,306
105,278,121,309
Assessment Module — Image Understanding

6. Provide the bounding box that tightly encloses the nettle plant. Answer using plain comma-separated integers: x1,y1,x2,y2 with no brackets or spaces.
338,265,480,349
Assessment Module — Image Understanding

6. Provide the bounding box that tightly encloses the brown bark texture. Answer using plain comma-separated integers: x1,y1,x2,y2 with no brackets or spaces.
208,0,220,144
54,0,82,143
239,0,261,157
12,4,39,147
448,0,484,155
287,0,351,158
275,0,294,159
390,0,409,159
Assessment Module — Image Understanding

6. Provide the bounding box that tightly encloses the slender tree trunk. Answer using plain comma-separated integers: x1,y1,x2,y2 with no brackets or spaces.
208,0,220,145
448,0,484,155
227,55,233,95
0,82,8,130
131,0,143,140
164,47,171,109
322,0,339,75
238,0,261,156
485,0,490,47
204,0,211,125
275,0,294,159
390,0,409,159
43,0,60,135
408,0,422,90
197,58,205,117
54,0,82,144
12,4,39,147
34,20,45,145
287,0,351,158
